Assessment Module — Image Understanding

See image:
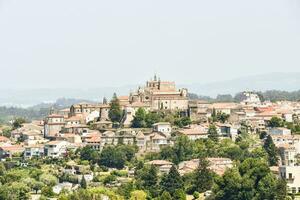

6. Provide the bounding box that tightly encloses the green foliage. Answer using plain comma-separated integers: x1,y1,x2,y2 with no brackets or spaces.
159,135,193,164
99,145,137,169
103,174,117,185
130,190,147,200
0,182,30,200
79,146,100,164
173,189,186,200
174,116,192,128
12,117,26,129
32,181,44,194
118,181,135,199
131,108,147,128
109,93,123,123
39,174,58,187
160,165,184,195
263,135,279,166
213,158,287,200
135,164,159,197
41,186,55,198
268,117,284,128
193,191,200,199
80,176,87,189
192,157,214,193
160,191,172,200
211,110,230,123
208,124,219,142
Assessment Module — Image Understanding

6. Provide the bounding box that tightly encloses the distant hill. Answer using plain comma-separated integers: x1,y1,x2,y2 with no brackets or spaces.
0,98,96,123
0,86,136,107
183,72,300,97
1,72,300,107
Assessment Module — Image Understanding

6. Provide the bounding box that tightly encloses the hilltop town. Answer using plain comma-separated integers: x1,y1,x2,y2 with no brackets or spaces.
0,76,298,199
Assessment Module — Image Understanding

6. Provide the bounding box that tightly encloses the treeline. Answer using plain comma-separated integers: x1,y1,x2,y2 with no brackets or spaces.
189,90,300,102
0,98,94,123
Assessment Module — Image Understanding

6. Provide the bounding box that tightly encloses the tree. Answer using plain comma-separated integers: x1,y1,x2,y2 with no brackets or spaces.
275,179,287,200
39,174,58,187
108,93,122,123
208,124,218,142
131,108,147,128
216,112,230,123
0,162,6,176
32,181,44,194
12,117,26,129
192,157,214,193
99,146,125,169
263,135,278,166
136,165,159,197
80,176,87,189
145,112,162,127
173,189,186,200
160,165,184,195
256,173,278,200
172,135,193,164
80,146,99,164
193,191,200,200
174,116,192,128
41,186,55,198
259,131,267,139
130,190,147,200
268,117,283,128
0,182,30,200
214,168,243,200
160,191,172,200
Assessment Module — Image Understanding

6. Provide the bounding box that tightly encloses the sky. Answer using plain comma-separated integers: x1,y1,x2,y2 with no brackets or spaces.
0,0,300,89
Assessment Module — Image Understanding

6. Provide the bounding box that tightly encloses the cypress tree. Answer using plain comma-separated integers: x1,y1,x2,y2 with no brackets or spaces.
80,176,87,189
160,165,184,195
263,135,278,166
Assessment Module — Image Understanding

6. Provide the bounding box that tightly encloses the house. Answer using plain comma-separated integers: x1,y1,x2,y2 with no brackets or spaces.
269,127,291,136
146,160,173,174
44,114,65,138
44,141,68,158
209,103,240,115
148,132,169,151
179,125,208,140
136,131,146,150
280,166,300,194
24,144,44,158
86,110,100,123
0,145,25,158
178,157,233,176
93,120,113,130
0,136,10,144
65,116,82,126
217,123,239,141
60,133,82,144
84,133,101,150
53,182,76,194
152,122,172,137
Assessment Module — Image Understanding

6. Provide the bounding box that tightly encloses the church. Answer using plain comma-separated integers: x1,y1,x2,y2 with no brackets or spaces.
129,75,188,111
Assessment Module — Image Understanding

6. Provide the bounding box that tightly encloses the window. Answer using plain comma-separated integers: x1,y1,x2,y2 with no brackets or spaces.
289,173,293,179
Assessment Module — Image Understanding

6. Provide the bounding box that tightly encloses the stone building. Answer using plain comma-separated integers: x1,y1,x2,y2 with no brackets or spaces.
44,114,65,138
129,75,188,111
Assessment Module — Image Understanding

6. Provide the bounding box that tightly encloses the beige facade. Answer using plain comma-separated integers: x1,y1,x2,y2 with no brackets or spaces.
129,76,188,111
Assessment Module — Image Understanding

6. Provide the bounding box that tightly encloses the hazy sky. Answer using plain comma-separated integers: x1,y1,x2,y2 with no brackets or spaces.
0,0,299,89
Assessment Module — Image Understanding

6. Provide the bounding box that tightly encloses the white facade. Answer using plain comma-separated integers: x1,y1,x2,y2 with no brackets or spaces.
280,166,300,193
269,128,291,136
86,110,100,123
153,122,172,137
44,141,68,158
